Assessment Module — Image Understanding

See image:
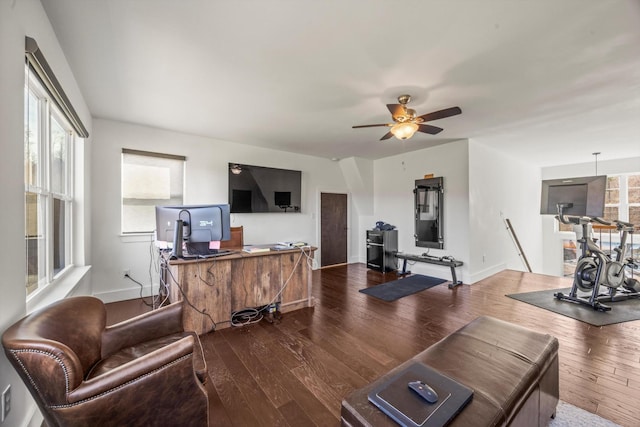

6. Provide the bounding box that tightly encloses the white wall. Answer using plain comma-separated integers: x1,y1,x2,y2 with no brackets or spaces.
0,1,92,426
339,157,374,263
369,139,544,285
540,156,640,276
90,118,353,301
372,140,472,282
468,141,543,282
542,156,640,180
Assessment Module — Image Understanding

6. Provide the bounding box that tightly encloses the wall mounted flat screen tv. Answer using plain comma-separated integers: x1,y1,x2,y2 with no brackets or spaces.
228,163,302,213
540,175,606,217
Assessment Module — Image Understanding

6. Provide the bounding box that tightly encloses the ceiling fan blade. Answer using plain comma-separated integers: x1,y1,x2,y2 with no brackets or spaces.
418,106,462,122
417,124,444,135
352,123,392,128
380,132,394,141
386,104,405,120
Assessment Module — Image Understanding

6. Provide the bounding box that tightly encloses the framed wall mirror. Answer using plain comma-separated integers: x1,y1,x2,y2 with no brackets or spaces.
414,177,444,249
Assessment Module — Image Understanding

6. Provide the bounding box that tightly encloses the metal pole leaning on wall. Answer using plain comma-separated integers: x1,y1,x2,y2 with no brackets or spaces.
504,218,532,273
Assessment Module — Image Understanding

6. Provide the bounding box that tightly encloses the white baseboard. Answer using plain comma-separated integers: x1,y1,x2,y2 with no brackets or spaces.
93,284,158,304
468,263,507,284
25,404,43,427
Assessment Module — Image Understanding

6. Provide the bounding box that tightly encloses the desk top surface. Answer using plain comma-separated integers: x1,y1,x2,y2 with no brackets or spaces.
165,245,316,265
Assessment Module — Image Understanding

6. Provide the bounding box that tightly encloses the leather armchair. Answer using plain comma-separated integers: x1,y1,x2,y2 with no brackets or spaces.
2,296,209,427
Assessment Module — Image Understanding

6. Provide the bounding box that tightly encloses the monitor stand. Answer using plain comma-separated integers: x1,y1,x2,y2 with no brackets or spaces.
170,219,184,259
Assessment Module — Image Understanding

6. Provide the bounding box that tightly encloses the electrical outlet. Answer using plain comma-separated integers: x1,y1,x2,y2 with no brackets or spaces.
1,384,10,422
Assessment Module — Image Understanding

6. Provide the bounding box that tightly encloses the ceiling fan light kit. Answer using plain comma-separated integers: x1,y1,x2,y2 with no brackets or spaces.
390,122,419,140
353,94,461,141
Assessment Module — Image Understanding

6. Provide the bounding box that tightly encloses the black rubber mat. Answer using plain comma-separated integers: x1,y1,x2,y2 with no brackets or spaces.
507,287,640,326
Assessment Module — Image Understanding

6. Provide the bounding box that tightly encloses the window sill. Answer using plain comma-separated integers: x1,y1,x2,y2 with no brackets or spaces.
26,265,91,314
120,232,154,243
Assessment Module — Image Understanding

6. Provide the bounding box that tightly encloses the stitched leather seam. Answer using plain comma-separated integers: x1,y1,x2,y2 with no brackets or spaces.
10,349,71,400
49,353,192,409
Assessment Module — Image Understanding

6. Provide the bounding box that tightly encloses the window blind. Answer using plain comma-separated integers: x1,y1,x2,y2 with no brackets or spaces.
25,36,89,138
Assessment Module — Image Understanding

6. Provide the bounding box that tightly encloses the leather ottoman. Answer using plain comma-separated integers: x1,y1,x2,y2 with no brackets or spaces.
341,316,559,427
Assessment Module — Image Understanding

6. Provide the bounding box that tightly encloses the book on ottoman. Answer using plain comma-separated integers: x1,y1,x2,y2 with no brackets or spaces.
368,362,473,427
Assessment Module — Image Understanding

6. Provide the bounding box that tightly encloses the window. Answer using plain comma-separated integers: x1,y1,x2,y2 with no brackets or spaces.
25,69,75,295
603,174,640,225
603,173,640,262
24,36,88,298
121,149,185,234
627,174,640,226
603,176,620,223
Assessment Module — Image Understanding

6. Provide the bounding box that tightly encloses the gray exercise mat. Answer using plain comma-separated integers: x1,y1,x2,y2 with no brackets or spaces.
359,274,447,302
506,287,640,326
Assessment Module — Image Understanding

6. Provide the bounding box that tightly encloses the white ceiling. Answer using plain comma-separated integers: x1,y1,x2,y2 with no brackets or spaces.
41,0,640,166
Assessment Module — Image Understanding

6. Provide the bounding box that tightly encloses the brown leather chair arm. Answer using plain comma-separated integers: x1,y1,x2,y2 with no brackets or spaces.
101,302,184,357
69,335,195,403
3,340,87,404
190,333,208,384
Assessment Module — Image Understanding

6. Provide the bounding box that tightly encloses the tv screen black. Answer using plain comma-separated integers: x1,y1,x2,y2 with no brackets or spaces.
228,163,301,213
540,175,606,217
155,204,231,243
274,191,291,207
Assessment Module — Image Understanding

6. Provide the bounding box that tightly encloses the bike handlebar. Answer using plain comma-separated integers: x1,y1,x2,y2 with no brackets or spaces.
591,217,611,226
614,219,634,229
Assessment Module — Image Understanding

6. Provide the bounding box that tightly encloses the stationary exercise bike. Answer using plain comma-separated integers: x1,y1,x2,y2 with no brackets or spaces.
554,203,640,311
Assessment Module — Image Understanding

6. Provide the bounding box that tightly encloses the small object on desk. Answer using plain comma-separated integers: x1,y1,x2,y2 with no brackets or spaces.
271,244,292,251
198,249,234,258
243,246,271,254
276,241,308,248
408,380,439,404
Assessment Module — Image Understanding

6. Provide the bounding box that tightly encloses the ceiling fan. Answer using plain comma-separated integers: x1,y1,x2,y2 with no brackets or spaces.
353,95,462,141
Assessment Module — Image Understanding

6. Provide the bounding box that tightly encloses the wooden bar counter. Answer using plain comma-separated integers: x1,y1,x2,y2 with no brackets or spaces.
164,246,316,334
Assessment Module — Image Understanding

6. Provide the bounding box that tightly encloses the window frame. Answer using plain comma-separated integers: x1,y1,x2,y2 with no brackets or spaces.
25,65,76,297
604,173,639,224
121,149,186,235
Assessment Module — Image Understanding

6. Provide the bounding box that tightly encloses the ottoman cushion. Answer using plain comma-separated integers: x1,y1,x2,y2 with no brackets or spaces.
341,316,559,427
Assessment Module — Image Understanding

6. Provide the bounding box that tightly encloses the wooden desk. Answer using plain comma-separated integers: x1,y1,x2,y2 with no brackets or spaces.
164,247,316,334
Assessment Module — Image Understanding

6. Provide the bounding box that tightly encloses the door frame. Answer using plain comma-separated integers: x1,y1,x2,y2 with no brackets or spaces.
316,188,351,268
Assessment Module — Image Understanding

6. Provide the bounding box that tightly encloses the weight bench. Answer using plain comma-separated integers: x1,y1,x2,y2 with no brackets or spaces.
395,252,464,288
341,316,559,427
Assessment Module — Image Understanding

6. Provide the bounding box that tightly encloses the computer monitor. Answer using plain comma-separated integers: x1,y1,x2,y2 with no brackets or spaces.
540,175,606,217
155,204,231,250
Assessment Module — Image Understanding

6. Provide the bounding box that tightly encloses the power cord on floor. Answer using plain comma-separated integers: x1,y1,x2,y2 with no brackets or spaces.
124,273,158,308
230,307,264,327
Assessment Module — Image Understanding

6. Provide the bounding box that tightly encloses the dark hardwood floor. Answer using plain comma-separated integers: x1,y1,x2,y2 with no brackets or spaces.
107,264,640,426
